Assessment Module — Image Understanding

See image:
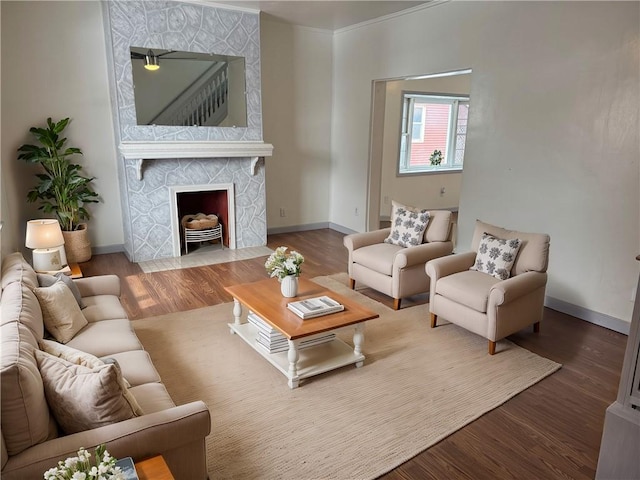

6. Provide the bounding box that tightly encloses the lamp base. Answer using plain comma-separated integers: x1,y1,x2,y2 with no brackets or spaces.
32,247,68,273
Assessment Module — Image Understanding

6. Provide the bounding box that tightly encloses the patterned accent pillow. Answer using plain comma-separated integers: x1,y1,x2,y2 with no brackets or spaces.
470,232,522,280
384,202,431,247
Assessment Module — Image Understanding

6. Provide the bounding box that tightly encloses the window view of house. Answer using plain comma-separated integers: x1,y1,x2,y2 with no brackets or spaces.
399,94,469,174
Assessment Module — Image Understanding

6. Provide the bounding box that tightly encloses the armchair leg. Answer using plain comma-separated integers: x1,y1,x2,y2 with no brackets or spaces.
393,298,401,310
349,278,355,290
430,313,437,328
488,341,496,355
533,321,540,333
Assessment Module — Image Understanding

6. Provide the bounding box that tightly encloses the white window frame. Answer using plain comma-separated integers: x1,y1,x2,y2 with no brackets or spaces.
398,93,469,175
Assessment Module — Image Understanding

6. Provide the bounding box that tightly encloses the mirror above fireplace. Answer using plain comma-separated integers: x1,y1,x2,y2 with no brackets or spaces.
130,47,247,128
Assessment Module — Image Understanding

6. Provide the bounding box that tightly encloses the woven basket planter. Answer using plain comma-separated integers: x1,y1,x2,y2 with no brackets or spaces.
62,223,92,263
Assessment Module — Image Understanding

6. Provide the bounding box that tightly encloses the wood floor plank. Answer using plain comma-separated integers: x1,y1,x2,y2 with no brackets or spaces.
80,228,627,479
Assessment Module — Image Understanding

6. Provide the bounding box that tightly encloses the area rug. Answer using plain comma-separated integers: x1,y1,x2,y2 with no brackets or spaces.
137,245,274,273
132,273,561,480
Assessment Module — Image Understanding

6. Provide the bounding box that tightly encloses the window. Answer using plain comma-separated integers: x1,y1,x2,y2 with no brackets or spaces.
399,93,469,174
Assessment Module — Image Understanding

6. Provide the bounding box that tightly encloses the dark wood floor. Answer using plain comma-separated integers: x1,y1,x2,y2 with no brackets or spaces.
81,229,627,479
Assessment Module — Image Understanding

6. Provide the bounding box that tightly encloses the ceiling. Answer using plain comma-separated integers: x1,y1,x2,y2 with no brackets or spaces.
210,1,432,31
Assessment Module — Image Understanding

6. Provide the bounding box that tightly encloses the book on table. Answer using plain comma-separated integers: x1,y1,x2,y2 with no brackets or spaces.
287,296,345,319
248,312,335,353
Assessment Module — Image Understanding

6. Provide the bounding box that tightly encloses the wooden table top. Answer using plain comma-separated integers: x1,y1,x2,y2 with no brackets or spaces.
225,277,379,340
134,455,174,480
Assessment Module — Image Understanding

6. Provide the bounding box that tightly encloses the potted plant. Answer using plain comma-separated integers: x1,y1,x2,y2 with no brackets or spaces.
17,117,99,263
429,149,443,166
265,246,304,297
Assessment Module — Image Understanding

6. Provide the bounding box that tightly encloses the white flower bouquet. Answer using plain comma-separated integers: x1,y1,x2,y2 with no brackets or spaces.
44,445,124,480
265,246,304,280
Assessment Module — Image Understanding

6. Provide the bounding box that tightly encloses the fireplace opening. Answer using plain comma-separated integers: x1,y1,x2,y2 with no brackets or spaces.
176,190,229,254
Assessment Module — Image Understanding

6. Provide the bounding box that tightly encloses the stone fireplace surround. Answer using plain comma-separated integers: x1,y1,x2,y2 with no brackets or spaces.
102,1,272,262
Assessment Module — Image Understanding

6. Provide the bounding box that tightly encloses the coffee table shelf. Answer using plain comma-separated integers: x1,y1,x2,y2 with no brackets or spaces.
229,321,365,383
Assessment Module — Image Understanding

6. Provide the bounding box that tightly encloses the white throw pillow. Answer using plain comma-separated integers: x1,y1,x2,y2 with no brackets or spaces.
33,282,88,343
470,232,522,280
384,201,430,248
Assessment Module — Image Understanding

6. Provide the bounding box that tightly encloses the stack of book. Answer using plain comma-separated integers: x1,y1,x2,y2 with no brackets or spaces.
287,296,345,319
247,312,335,353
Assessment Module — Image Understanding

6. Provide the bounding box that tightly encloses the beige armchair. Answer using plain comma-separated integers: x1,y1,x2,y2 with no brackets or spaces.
344,209,454,309
426,220,550,354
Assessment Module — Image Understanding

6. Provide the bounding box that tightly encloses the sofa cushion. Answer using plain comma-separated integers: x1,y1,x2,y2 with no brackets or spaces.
35,350,141,435
37,273,86,309
424,210,452,243
352,243,404,276
1,252,39,291
66,319,143,357
1,322,54,456
470,232,522,280
435,270,500,313
129,382,176,415
104,350,162,387
384,201,430,247
81,295,128,323
33,282,88,344
0,282,45,340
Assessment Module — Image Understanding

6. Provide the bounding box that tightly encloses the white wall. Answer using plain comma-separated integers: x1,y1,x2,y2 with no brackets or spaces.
260,19,333,229
331,2,639,323
379,74,471,218
1,1,122,255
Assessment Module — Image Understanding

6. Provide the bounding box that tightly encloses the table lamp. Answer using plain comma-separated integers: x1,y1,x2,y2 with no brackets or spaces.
25,219,68,273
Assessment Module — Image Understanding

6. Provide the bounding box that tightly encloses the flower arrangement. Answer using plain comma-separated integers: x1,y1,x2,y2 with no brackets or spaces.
265,246,304,280
429,149,443,166
43,445,124,480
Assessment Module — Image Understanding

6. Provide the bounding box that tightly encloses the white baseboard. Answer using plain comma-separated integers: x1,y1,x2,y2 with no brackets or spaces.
92,244,125,255
545,296,630,335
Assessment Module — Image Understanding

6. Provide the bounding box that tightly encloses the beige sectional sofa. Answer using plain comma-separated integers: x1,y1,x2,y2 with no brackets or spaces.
1,252,211,479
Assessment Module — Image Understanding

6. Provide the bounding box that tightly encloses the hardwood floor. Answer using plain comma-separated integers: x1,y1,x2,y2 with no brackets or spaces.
80,228,627,479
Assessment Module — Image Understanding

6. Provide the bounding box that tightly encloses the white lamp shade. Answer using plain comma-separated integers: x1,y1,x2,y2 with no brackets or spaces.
25,219,64,249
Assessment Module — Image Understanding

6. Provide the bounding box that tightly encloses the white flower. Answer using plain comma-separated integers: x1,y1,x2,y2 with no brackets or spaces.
65,457,79,469
44,467,59,479
72,472,87,480
265,246,304,279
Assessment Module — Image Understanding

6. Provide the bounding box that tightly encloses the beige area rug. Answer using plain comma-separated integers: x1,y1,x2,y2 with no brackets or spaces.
133,273,561,480
137,245,274,273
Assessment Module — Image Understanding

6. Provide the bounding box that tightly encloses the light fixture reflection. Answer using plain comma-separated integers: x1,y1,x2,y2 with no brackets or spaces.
144,50,159,71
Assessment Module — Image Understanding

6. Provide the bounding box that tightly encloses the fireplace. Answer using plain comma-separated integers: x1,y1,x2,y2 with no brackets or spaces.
170,184,236,256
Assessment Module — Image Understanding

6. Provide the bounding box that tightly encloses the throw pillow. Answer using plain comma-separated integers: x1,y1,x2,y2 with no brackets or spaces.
384,201,430,248
470,232,522,280
39,338,103,368
35,350,143,435
38,339,133,389
37,273,86,309
33,282,88,344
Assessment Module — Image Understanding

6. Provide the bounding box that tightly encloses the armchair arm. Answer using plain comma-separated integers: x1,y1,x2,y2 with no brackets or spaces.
489,271,548,307
425,251,477,282
3,401,211,480
73,275,121,298
343,229,391,252
393,241,453,269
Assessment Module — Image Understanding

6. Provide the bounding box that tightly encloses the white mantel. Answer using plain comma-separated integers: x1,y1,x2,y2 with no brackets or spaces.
119,141,274,180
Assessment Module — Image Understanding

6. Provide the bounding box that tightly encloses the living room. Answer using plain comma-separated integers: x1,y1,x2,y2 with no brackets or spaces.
1,0,639,479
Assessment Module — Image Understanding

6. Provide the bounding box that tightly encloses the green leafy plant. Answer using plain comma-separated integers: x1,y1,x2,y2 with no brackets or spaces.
18,117,99,231
429,149,443,166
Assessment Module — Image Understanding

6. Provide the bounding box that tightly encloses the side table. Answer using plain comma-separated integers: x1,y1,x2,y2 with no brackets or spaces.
69,263,83,279
134,455,175,480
